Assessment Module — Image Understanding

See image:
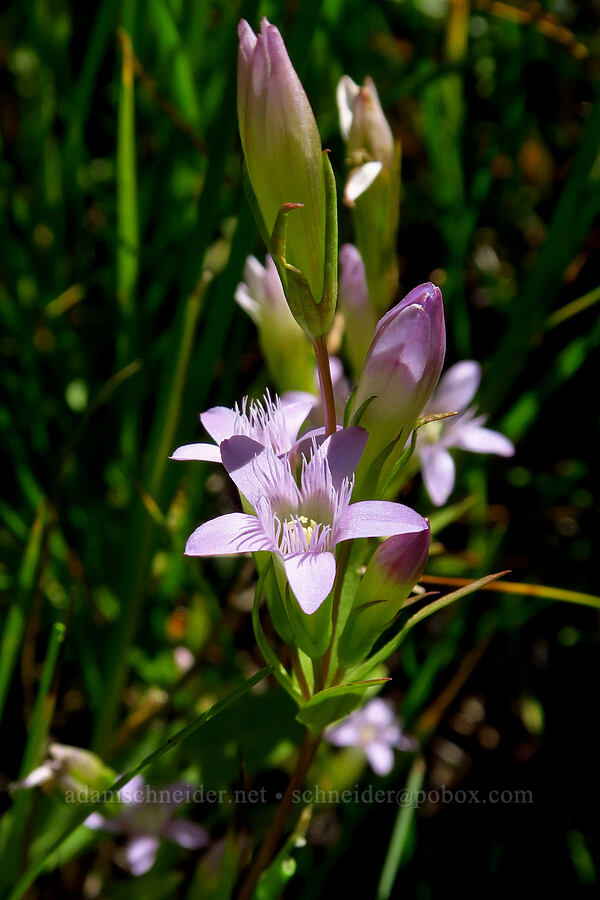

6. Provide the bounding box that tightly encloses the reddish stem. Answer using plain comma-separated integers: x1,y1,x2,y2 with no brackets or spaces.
313,336,337,437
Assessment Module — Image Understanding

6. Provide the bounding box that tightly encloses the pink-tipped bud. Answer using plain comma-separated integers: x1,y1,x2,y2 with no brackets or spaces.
237,18,327,307
338,525,431,665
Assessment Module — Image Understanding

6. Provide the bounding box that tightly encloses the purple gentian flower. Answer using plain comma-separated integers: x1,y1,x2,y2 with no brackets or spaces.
326,698,418,776
185,429,428,614
418,361,515,506
85,775,208,877
171,391,313,464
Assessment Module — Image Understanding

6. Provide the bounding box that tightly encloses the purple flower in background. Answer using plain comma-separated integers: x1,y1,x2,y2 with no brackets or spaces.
326,698,418,776
85,775,208,877
418,361,515,506
338,244,378,373
185,429,428,614
171,391,313,464
235,254,316,394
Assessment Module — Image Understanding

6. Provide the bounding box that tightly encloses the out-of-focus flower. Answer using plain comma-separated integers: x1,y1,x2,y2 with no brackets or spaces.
238,17,335,336
171,391,313,464
353,283,445,494
184,428,428,616
326,698,417,776
338,244,378,374
11,743,114,794
173,646,195,674
337,75,400,312
235,254,316,393
338,526,431,666
337,76,395,204
85,774,209,877
418,361,515,506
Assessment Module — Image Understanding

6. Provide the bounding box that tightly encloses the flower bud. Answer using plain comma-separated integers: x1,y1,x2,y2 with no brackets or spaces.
339,244,378,375
11,743,115,795
338,526,431,666
235,254,316,393
238,18,336,336
338,76,394,178
352,283,445,496
337,75,400,312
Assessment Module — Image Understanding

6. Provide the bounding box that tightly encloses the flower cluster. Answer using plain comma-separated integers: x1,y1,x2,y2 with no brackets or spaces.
174,14,514,731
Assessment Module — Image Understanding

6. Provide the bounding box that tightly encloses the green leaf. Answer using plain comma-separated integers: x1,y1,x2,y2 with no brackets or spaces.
296,679,388,733
251,562,302,704
353,571,509,680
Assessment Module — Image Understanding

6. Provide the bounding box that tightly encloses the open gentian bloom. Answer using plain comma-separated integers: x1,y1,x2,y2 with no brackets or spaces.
171,391,313,464
325,698,418,776
185,429,428,614
85,775,209,877
418,361,515,506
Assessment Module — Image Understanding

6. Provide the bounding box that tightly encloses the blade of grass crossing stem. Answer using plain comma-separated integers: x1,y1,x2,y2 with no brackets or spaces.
376,757,426,900
0,621,65,889
8,667,272,900
0,500,47,730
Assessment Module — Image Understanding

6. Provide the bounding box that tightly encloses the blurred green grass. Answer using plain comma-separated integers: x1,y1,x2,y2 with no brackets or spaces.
1,0,599,896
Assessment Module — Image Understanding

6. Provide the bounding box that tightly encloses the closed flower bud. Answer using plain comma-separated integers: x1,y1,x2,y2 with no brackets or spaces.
235,254,316,393
352,283,445,496
338,525,431,666
339,244,378,375
337,75,400,312
337,76,395,184
238,18,336,336
11,743,115,795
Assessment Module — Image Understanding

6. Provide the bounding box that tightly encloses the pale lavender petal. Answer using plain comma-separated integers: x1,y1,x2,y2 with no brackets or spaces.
14,764,54,789
396,733,419,752
363,698,395,729
420,445,455,506
336,75,360,140
319,426,368,490
170,443,221,462
344,161,382,203
199,406,237,444
284,551,336,614
427,360,481,415
119,774,146,805
185,514,272,557
325,719,362,747
219,435,268,505
85,811,121,832
163,819,210,850
337,501,428,542
452,424,515,457
366,741,395,776
279,397,314,444
125,834,161,876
